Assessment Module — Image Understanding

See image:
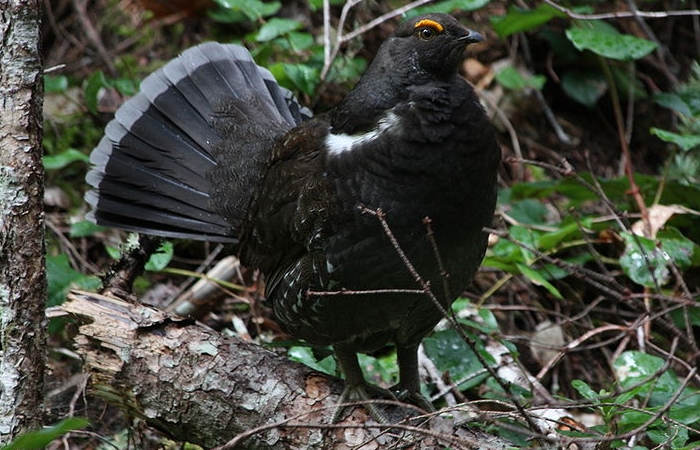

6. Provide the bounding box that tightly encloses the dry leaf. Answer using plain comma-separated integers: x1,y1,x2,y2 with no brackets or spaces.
631,204,700,238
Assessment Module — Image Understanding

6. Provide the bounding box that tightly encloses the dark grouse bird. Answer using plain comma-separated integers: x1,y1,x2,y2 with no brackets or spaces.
86,13,500,420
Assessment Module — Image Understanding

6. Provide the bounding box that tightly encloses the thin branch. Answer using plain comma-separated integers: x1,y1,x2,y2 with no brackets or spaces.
480,89,525,181
321,0,435,79
358,205,544,436
70,0,116,75
484,226,629,300
307,288,427,296
542,0,700,20
341,0,435,43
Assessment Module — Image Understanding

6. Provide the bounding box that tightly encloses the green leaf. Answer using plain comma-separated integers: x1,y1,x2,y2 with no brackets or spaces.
561,70,608,107
481,253,518,274
358,352,399,386
145,241,174,271
327,56,367,85
510,225,538,263
541,253,593,281
477,307,499,331
45,75,68,94
287,31,315,52
610,64,648,101
495,65,546,91
84,71,109,114
423,328,490,390
613,351,668,388
47,254,101,307
650,127,700,151
654,92,696,117
658,228,698,269
210,0,280,21
619,230,697,287
43,148,90,170
283,63,319,96
69,220,106,238
111,78,138,96
508,198,549,225
619,233,666,287
612,350,699,422
491,3,565,38
571,379,599,401
0,417,89,450
647,424,689,448
409,0,490,17
670,395,700,426
537,219,588,251
670,305,700,328
105,245,121,259
617,410,658,432
307,0,344,10
538,29,580,64
510,177,598,205
207,6,247,23
566,24,658,61
516,263,564,299
288,346,336,375
256,18,303,42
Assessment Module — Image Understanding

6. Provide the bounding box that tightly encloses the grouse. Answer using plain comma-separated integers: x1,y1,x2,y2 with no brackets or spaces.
86,13,500,420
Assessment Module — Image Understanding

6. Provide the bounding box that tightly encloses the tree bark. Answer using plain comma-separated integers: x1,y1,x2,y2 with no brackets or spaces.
62,291,512,450
0,0,46,443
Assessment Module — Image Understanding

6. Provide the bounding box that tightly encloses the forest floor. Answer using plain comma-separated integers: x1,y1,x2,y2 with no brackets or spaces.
39,0,700,448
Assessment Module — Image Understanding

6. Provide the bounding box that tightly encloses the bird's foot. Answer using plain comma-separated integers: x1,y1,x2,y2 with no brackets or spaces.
333,383,435,423
332,382,398,423
390,386,435,414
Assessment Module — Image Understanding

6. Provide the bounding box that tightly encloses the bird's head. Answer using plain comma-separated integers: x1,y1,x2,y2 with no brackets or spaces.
329,13,484,133
381,13,483,82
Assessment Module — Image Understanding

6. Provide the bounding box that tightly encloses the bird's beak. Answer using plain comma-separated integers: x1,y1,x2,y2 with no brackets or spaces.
461,29,484,45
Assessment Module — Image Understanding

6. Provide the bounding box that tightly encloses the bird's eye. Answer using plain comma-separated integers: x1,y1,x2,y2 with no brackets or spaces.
413,19,444,41
417,27,436,41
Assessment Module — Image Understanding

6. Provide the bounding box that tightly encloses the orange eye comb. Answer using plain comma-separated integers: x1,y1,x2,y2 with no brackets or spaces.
414,19,444,33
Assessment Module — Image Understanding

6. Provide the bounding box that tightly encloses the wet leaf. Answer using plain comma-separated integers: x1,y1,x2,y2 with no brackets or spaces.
566,24,658,61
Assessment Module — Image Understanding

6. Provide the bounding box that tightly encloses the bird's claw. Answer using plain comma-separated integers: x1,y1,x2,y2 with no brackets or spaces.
332,382,398,423
332,383,435,423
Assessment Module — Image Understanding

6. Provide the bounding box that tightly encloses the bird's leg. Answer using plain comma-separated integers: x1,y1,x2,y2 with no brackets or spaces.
332,344,396,422
393,344,435,413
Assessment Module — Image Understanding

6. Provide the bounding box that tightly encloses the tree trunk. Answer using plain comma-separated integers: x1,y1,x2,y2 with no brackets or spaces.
62,291,512,450
0,0,46,443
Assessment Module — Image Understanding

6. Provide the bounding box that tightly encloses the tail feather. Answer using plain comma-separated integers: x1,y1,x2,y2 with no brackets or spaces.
99,119,213,193
86,192,233,239
138,73,222,156
86,42,311,242
173,43,288,125
260,67,310,125
88,152,212,213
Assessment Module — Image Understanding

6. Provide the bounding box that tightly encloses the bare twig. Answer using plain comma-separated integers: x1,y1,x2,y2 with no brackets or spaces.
340,0,435,43
358,205,544,437
542,0,700,20
45,218,100,275
423,217,453,302
485,226,629,300
480,91,524,181
321,0,435,79
307,288,427,296
70,0,116,75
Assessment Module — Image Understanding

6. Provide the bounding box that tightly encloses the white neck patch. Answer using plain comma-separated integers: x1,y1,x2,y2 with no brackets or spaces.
325,111,400,156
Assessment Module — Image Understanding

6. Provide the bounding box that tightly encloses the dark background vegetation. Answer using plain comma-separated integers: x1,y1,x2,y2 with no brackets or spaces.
28,0,700,448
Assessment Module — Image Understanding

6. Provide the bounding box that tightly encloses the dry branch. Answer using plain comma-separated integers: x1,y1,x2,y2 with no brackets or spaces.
62,290,513,449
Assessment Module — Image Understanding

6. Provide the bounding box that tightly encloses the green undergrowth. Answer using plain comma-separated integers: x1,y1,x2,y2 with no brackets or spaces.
36,0,700,448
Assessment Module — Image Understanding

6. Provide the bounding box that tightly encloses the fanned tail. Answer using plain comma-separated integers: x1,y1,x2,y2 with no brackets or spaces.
86,42,311,242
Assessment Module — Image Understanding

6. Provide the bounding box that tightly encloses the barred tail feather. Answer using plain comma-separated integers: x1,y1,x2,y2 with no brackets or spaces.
86,42,310,242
